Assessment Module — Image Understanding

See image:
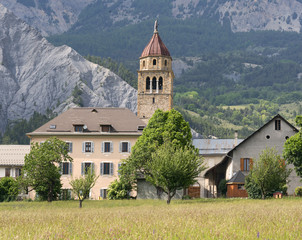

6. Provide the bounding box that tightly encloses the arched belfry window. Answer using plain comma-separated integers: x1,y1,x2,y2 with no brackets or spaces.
143,61,145,67
152,77,156,90
153,59,156,65
159,77,163,90
146,77,150,90
165,60,167,66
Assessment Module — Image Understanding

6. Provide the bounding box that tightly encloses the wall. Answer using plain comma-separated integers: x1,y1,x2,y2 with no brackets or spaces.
227,184,248,198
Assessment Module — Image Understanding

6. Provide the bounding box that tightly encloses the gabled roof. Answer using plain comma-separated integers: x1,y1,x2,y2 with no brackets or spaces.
227,171,245,184
27,108,146,136
231,114,298,153
193,139,243,155
140,32,170,58
0,145,30,166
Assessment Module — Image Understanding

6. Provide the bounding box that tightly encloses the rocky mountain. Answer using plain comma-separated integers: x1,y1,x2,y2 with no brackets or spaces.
0,0,95,36
2,0,302,36
0,4,137,132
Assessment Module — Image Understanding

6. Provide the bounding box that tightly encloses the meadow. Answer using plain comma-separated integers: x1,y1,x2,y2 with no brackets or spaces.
0,198,301,239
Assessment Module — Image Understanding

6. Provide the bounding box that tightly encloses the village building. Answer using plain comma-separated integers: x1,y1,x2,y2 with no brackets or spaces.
0,145,30,179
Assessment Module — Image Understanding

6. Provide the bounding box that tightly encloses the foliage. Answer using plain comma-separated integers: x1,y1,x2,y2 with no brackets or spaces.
70,166,98,208
107,179,132,200
72,85,83,107
246,148,291,199
146,141,205,204
85,55,137,88
295,187,302,197
23,137,72,202
0,110,56,144
0,177,19,202
283,115,302,178
245,174,262,199
218,179,227,197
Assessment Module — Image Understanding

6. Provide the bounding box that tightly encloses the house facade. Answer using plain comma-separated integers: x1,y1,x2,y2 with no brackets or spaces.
204,114,301,197
0,145,30,178
27,108,146,199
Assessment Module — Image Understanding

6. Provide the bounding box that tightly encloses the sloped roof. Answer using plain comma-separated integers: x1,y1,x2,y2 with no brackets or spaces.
140,32,170,58
193,139,243,155
0,145,30,166
28,108,146,135
227,171,245,184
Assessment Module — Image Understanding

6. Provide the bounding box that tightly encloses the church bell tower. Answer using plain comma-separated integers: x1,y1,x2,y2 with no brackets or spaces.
137,21,174,123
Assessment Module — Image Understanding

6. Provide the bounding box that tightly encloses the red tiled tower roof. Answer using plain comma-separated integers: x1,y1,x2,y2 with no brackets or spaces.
140,31,170,58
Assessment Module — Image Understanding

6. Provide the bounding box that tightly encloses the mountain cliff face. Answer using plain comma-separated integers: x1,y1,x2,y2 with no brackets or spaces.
2,0,302,35
0,4,137,132
0,0,95,36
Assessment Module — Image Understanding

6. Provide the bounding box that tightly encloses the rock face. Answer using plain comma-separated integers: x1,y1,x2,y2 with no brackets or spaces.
0,4,137,132
0,0,95,36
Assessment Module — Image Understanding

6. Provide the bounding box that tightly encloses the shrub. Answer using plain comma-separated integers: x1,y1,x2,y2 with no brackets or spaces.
295,187,302,196
0,177,19,202
107,179,132,200
218,179,227,197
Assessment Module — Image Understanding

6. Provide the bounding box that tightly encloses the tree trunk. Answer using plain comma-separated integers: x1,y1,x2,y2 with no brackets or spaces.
167,193,171,204
156,186,163,199
48,185,53,202
79,199,83,208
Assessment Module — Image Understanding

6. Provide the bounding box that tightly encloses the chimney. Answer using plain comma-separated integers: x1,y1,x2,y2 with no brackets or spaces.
234,131,238,147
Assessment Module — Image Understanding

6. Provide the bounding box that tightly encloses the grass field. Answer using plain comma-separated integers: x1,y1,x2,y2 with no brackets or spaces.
0,198,301,239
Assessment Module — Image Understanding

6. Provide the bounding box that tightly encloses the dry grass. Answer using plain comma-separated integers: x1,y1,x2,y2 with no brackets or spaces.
0,198,301,239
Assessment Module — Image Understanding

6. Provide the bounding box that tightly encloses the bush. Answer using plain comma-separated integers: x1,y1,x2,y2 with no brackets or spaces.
218,179,227,197
0,177,19,202
245,175,262,199
107,180,132,200
295,186,302,196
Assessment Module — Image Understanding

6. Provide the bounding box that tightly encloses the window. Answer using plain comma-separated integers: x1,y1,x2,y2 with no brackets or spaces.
165,60,167,66
275,120,281,130
101,125,110,132
82,141,94,153
5,168,10,177
159,77,163,90
61,162,72,175
60,189,72,200
102,141,113,153
118,163,122,176
66,142,73,153
152,77,156,90
143,61,145,67
153,59,156,65
146,77,150,90
74,125,83,132
120,141,131,153
238,184,245,190
15,168,22,177
81,162,94,175
153,97,155,104
240,158,253,171
100,162,113,175
100,189,107,199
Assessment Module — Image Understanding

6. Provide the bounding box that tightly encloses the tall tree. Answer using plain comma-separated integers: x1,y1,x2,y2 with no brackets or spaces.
122,109,197,199
70,167,98,208
146,141,205,204
246,148,291,199
283,115,302,178
23,137,72,202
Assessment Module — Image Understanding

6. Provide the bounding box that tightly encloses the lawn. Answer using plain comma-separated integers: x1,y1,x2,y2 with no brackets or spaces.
0,198,301,239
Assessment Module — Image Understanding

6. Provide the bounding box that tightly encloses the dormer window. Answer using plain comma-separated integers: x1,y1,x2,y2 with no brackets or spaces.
153,59,156,65
74,125,83,132
138,125,145,131
101,125,111,132
49,125,56,129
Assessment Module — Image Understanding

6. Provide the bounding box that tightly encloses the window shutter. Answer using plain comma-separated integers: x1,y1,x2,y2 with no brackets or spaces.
110,162,113,176
100,189,103,198
110,141,113,153
69,162,72,175
82,142,85,153
81,163,84,175
128,142,131,153
240,158,244,171
91,163,95,174
249,158,253,170
70,142,73,153
91,142,94,153
101,142,104,153
119,142,122,153
118,163,121,176
100,162,103,176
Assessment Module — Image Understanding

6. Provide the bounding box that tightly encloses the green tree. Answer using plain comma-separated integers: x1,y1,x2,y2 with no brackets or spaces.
122,109,197,200
107,179,132,200
0,177,19,202
146,141,205,204
283,116,302,178
246,148,291,199
23,137,72,202
70,167,98,208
